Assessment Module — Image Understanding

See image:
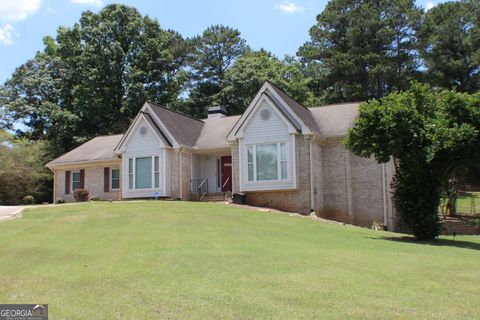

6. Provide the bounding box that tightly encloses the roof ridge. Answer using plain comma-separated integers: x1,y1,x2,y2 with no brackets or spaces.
310,102,362,109
265,80,311,112
92,133,124,138
146,101,204,123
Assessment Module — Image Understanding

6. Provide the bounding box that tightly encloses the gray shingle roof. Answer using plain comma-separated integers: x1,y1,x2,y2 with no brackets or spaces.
310,103,360,138
47,134,123,166
268,81,322,135
195,115,241,149
147,102,204,147
47,87,361,166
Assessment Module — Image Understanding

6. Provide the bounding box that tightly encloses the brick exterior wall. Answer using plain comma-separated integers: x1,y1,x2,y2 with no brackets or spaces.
180,151,192,200
320,143,350,222
231,134,395,229
169,150,180,199
317,140,394,229
349,153,385,227
54,162,121,203
169,149,193,200
242,135,312,215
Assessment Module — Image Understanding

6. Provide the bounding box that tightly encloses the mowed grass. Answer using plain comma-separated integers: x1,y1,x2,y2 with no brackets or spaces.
456,193,480,215
0,202,479,319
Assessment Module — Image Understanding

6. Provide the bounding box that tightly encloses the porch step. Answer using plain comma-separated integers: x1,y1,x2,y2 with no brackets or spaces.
199,192,226,202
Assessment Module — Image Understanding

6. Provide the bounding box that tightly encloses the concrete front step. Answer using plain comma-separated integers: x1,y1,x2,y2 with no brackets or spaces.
192,192,228,202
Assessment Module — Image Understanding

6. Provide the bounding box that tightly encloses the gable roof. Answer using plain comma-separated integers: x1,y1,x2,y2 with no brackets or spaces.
147,102,204,147
309,102,360,138
267,81,322,136
46,134,123,167
47,83,362,167
195,115,241,149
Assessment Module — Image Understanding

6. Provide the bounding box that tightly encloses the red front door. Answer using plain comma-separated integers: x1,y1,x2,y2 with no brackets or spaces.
221,156,232,192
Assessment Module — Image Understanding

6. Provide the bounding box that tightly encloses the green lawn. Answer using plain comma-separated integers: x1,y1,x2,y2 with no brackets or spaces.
455,193,480,215
0,201,479,319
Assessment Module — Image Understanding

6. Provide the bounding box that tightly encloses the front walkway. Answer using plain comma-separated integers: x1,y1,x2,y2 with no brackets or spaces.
0,206,24,221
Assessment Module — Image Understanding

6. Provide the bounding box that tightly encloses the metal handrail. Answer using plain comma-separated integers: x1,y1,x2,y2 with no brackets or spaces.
222,177,230,189
191,179,208,195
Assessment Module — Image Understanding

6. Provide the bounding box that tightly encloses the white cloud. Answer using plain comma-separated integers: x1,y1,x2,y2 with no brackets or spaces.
275,1,304,14
0,24,14,45
69,0,103,7
0,0,41,22
426,1,436,10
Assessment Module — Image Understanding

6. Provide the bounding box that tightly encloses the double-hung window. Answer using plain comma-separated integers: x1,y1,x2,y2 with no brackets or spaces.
247,143,288,182
111,169,120,190
127,156,161,190
72,171,81,190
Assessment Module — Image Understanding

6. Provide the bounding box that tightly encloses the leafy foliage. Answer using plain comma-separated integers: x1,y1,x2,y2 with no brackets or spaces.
187,25,247,117
0,130,52,205
1,4,190,157
419,0,480,93
221,49,318,114
298,0,423,103
73,189,90,202
346,82,480,239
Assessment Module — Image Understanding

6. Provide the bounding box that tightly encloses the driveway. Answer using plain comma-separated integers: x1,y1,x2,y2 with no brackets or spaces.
0,206,25,221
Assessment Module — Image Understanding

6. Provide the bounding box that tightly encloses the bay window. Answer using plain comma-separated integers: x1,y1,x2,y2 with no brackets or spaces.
127,156,161,190
247,143,288,181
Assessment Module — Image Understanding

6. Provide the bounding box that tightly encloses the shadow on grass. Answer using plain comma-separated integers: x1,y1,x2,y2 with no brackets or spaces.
369,236,480,251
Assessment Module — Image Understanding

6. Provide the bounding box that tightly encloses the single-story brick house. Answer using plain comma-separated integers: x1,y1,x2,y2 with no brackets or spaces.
47,81,397,230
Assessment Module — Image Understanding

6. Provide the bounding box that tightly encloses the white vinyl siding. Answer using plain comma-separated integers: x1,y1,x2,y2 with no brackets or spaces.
239,99,297,191
122,118,170,198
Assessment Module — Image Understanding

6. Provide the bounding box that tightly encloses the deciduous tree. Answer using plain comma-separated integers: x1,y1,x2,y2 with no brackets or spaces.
345,83,480,240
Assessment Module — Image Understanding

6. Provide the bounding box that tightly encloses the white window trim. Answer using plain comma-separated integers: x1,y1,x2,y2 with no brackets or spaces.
246,142,288,183
154,156,160,188
127,156,161,190
72,171,81,191
111,168,120,191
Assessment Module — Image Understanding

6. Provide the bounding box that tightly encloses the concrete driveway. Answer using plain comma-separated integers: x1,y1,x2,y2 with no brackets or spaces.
0,206,25,221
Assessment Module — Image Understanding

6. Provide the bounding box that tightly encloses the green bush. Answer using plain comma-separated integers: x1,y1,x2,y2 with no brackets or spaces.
73,189,89,202
22,195,35,205
56,198,65,204
89,194,100,201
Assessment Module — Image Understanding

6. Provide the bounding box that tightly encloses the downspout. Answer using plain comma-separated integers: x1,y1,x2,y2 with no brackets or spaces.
179,148,183,199
309,138,315,214
53,169,56,204
381,163,387,226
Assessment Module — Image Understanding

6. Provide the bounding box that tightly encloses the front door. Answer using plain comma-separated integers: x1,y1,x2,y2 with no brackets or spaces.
220,156,232,192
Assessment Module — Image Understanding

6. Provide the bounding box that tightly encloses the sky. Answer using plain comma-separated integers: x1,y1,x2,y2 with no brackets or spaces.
0,0,445,85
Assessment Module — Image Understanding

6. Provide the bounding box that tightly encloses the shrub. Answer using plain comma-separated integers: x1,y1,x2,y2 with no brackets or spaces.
371,220,386,231
73,189,89,202
22,195,35,204
89,194,100,201
56,198,65,204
